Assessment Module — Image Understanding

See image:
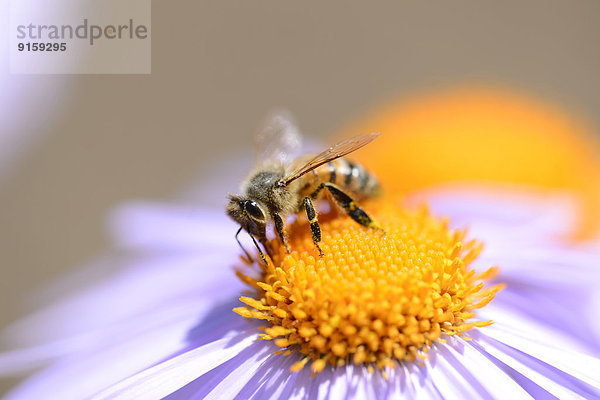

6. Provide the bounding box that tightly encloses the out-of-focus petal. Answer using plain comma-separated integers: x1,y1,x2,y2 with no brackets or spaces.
0,297,200,376
108,203,240,252
0,3,76,182
412,185,581,243
1,252,243,350
4,303,203,400
90,332,257,400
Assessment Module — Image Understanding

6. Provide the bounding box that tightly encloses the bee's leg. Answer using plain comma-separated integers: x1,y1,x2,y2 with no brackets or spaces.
259,236,274,258
321,183,381,230
303,197,324,256
235,226,253,263
273,212,290,253
249,233,270,265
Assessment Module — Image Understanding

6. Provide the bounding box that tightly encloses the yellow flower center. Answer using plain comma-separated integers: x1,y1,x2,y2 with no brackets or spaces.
233,199,503,375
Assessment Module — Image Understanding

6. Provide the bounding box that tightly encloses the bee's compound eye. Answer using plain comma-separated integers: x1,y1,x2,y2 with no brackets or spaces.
244,200,265,221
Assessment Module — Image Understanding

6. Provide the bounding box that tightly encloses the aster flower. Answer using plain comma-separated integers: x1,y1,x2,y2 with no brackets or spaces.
1,185,600,399
3,87,600,399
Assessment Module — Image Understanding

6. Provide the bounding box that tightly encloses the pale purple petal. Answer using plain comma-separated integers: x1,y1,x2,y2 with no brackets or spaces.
108,203,240,252
236,349,300,400
3,293,255,399
469,335,595,399
307,366,346,400
405,363,441,400
414,185,579,242
1,252,244,350
286,365,315,400
0,0,73,181
479,303,595,355
481,327,600,390
318,365,350,400
0,298,200,376
202,342,274,400
425,349,477,400
91,332,258,400
427,342,493,399
443,338,531,398
4,302,213,400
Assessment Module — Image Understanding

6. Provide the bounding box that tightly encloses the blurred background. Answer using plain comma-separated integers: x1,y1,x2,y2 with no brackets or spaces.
1,0,600,392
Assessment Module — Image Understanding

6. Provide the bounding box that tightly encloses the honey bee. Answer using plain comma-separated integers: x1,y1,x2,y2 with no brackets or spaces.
226,112,381,262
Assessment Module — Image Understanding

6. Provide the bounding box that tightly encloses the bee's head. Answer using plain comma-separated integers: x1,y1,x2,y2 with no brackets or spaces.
226,195,267,238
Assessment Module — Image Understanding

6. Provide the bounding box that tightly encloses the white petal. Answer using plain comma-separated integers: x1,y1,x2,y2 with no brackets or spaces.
344,365,374,400
3,296,251,398
415,185,578,240
481,326,600,390
202,342,274,400
479,303,595,355
385,363,439,400
426,338,529,400
426,344,486,399
2,252,244,349
488,285,599,353
471,333,595,399
321,364,350,400
289,364,321,400
307,366,337,400
447,337,532,399
479,246,600,283
0,296,201,375
4,307,205,400
242,352,301,400
91,332,257,400
108,203,238,251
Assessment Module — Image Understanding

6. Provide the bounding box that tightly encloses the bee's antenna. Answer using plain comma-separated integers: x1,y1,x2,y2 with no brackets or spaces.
235,226,253,263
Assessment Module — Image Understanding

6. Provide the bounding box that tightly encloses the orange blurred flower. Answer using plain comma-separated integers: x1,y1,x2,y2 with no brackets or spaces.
341,86,600,239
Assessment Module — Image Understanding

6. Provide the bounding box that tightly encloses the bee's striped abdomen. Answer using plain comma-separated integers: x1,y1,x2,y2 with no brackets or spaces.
327,161,337,185
325,159,380,199
294,157,380,204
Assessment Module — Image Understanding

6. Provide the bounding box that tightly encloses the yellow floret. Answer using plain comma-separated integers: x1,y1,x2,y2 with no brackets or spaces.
233,198,503,373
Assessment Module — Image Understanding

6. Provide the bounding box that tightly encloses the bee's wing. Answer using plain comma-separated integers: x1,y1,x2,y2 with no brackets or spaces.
254,110,303,166
281,132,380,186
